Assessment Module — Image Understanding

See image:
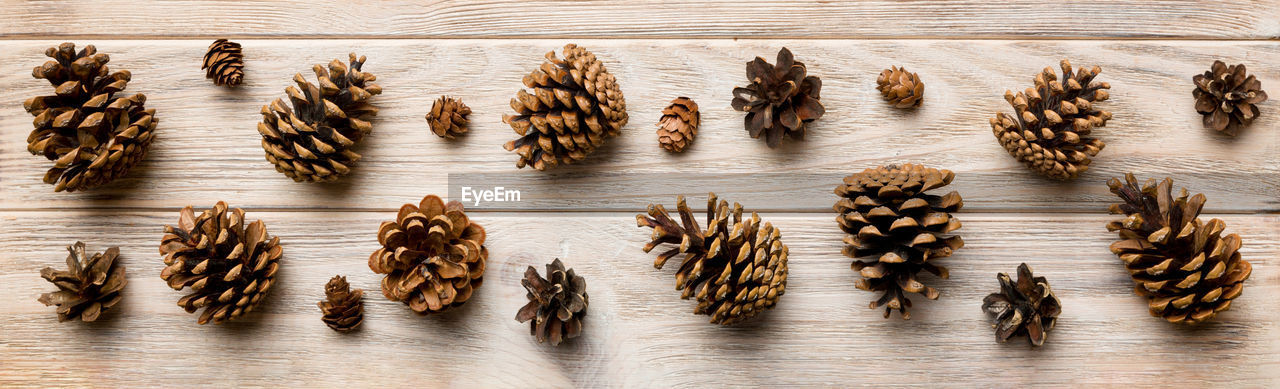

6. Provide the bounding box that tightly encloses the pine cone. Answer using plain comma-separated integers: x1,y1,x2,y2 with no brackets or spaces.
1193,60,1267,136
38,242,126,322
657,97,699,152
24,42,158,192
876,66,924,108
159,201,283,324
202,39,244,87
258,53,381,183
636,193,788,325
317,275,364,332
1106,174,1252,324
834,164,964,319
369,195,487,314
516,258,588,346
731,47,825,148
425,96,471,139
982,263,1061,346
503,44,628,170
991,60,1110,180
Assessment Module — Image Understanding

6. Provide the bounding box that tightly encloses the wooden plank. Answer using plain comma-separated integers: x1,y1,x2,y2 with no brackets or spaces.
1,1,1278,39
0,211,1276,387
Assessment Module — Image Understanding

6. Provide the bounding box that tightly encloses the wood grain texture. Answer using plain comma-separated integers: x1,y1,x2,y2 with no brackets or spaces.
1,211,1277,387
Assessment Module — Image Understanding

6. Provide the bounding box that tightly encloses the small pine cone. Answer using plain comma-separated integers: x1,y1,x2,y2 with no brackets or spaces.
982,263,1062,346
369,195,488,314
1193,60,1267,136
1106,174,1252,324
637,193,788,325
516,259,588,346
834,164,964,319
24,42,158,192
317,275,364,332
657,97,699,152
259,53,381,183
731,47,825,148
38,242,127,322
991,60,1110,180
202,39,244,87
503,44,628,170
876,66,924,108
160,201,283,324
425,96,471,139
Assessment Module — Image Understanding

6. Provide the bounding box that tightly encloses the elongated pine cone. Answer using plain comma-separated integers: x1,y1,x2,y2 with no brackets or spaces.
425,96,471,139
835,164,964,319
991,60,1110,180
259,53,381,183
1106,174,1252,324
503,44,628,170
38,242,126,322
318,275,364,332
1193,60,1267,136
160,201,283,324
369,195,488,314
24,42,158,192
202,39,244,87
982,263,1061,346
731,47,825,148
657,97,699,152
516,258,588,346
876,66,924,108
637,193,788,325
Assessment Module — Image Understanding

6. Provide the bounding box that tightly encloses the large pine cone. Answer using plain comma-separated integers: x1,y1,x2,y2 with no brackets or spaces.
160,201,283,324
637,193,788,325
202,39,244,87
369,195,488,314
982,263,1061,346
318,275,364,332
731,47,825,148
656,97,699,153
1106,174,1252,324
24,42,157,192
259,53,381,182
1193,60,1267,136
516,258,588,346
503,44,628,170
38,242,127,322
991,60,1110,180
876,66,924,108
834,164,964,319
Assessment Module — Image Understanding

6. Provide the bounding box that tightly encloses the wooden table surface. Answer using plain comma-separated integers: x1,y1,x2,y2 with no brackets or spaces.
1,1,1278,387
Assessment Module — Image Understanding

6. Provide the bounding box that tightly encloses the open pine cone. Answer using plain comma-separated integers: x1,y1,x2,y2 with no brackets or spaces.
876,66,924,108
202,39,244,87
991,60,1110,180
160,201,283,324
259,53,381,182
637,193,788,325
318,275,364,332
1106,174,1252,324
731,47,825,148
982,263,1061,346
516,258,588,346
1193,60,1267,136
24,42,158,192
369,195,487,314
38,242,126,322
425,95,471,139
834,164,964,319
657,97,700,153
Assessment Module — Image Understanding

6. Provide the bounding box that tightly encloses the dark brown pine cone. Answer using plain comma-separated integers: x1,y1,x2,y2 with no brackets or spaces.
657,97,699,153
982,263,1061,346
317,275,364,332
731,47,825,148
425,95,471,139
991,60,1110,180
876,66,924,108
369,195,487,314
202,39,244,87
38,242,127,322
516,258,588,346
1193,60,1267,136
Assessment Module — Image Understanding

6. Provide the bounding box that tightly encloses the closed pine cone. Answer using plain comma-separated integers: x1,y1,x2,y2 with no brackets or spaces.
202,39,244,87
835,164,964,319
637,193,788,325
369,195,487,314
876,66,924,108
38,242,127,322
731,47,825,148
516,258,588,346
24,42,158,192
160,201,283,324
991,60,1110,180
317,275,364,332
1193,60,1267,136
425,96,471,139
259,53,381,183
503,44,628,170
1106,174,1252,324
657,97,699,152
982,263,1061,346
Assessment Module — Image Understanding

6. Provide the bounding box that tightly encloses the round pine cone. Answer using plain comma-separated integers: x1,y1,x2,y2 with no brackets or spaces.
503,44,628,170
876,66,924,108
318,275,364,332
637,193,788,325
991,60,1110,180
160,201,283,324
24,42,158,192
516,258,588,346
202,39,244,87
731,47,825,148
425,96,471,139
1193,60,1267,136
834,164,964,319
369,195,488,314
38,242,127,322
982,263,1061,346
259,53,381,183
657,97,699,153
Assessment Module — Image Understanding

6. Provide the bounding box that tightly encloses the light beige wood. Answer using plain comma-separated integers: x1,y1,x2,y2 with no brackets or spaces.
1,211,1277,387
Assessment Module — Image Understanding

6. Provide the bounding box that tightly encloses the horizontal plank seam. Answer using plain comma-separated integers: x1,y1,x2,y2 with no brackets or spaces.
0,208,1273,215
1,35,1279,41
